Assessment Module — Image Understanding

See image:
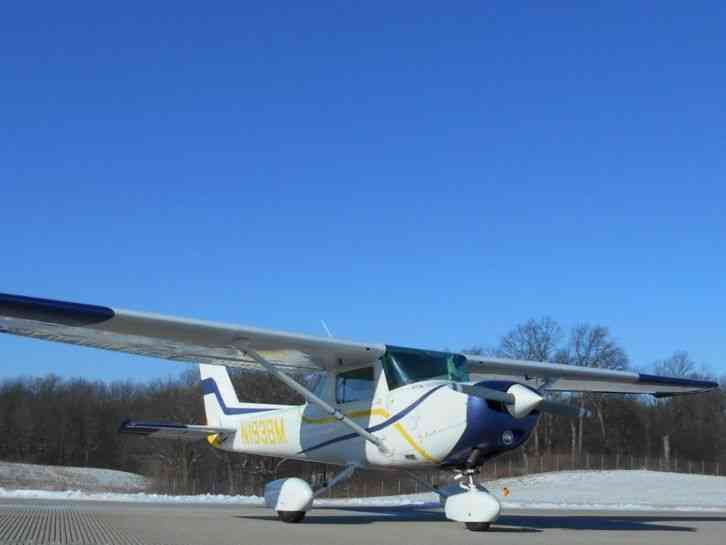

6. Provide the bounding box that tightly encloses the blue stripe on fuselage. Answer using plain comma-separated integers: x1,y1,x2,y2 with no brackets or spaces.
297,384,447,455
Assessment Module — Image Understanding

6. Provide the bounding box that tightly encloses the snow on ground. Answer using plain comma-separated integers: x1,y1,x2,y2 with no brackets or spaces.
491,470,726,511
1,470,724,511
0,462,149,493
320,470,726,512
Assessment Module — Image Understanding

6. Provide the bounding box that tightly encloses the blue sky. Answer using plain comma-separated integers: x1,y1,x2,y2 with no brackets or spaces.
2,3,725,381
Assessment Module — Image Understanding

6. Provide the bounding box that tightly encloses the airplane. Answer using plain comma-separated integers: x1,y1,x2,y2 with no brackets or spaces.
0,292,717,531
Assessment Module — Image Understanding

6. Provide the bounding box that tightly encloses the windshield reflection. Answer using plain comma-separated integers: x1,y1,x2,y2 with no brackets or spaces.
382,345,468,390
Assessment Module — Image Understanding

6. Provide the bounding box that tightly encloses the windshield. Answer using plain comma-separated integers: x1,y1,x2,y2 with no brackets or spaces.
381,345,469,390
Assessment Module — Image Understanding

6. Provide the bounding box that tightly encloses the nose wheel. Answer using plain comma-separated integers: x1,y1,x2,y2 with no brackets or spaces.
446,468,499,531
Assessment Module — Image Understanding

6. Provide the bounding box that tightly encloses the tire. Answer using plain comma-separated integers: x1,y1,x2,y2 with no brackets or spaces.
277,511,306,523
465,522,491,532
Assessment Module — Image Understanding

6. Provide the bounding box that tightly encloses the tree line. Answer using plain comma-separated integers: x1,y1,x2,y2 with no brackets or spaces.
465,319,725,467
0,318,724,494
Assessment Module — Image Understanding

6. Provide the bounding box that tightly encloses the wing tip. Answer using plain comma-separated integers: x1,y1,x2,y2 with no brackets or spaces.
0,292,115,327
638,373,719,395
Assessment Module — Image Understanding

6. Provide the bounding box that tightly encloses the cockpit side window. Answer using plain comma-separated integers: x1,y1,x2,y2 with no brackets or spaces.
381,346,469,390
335,366,375,404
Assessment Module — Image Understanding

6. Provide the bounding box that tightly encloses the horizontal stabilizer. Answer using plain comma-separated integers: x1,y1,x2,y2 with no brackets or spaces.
118,420,235,441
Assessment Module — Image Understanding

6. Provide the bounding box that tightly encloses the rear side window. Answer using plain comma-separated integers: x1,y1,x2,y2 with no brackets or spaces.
336,366,375,403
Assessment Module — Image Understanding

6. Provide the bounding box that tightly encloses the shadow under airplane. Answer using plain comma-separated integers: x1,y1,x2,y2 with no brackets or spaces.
239,504,726,533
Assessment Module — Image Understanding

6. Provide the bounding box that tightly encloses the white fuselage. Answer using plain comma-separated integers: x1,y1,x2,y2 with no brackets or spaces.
213,364,471,469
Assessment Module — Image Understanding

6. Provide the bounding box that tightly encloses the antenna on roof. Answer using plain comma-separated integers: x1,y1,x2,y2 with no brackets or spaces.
320,320,334,338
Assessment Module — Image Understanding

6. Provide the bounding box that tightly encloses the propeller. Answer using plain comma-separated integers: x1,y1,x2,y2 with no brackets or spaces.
453,383,585,419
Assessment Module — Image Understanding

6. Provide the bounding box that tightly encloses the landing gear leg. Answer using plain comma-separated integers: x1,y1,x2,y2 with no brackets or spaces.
313,465,356,498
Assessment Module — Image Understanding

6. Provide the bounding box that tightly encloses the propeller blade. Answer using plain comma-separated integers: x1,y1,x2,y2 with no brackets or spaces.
454,384,515,405
539,400,587,418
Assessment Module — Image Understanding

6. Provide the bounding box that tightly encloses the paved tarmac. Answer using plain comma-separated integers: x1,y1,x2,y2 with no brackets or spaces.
1,497,725,545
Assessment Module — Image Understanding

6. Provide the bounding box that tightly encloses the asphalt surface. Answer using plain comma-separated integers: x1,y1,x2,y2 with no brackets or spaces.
1,497,725,545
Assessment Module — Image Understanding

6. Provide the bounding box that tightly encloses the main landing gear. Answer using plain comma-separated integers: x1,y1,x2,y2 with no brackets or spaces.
264,465,356,524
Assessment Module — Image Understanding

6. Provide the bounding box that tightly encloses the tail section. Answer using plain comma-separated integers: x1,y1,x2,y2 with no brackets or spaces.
200,364,241,426
199,364,289,426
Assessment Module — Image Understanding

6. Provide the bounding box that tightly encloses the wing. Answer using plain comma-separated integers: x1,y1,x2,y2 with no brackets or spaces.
0,293,385,371
466,355,717,396
119,420,235,441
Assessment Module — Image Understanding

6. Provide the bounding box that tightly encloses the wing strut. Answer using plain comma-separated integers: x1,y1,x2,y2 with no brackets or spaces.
233,345,389,454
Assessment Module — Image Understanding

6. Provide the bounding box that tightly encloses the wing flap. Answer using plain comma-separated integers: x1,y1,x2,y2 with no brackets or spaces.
118,420,235,441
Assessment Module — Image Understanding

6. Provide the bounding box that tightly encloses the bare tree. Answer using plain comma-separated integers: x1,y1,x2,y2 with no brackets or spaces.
562,324,629,457
494,317,564,456
651,351,720,465
654,351,697,378
497,317,563,362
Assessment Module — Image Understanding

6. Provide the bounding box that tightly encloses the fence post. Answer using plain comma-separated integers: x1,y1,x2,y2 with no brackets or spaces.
601,454,604,471
702,460,705,474
586,453,590,470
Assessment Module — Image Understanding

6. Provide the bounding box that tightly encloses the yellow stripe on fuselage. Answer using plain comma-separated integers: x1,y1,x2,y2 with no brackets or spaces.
302,408,437,463
301,408,389,425
392,422,436,463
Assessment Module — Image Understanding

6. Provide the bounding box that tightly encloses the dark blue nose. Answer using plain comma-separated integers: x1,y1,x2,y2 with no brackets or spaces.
442,381,539,467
